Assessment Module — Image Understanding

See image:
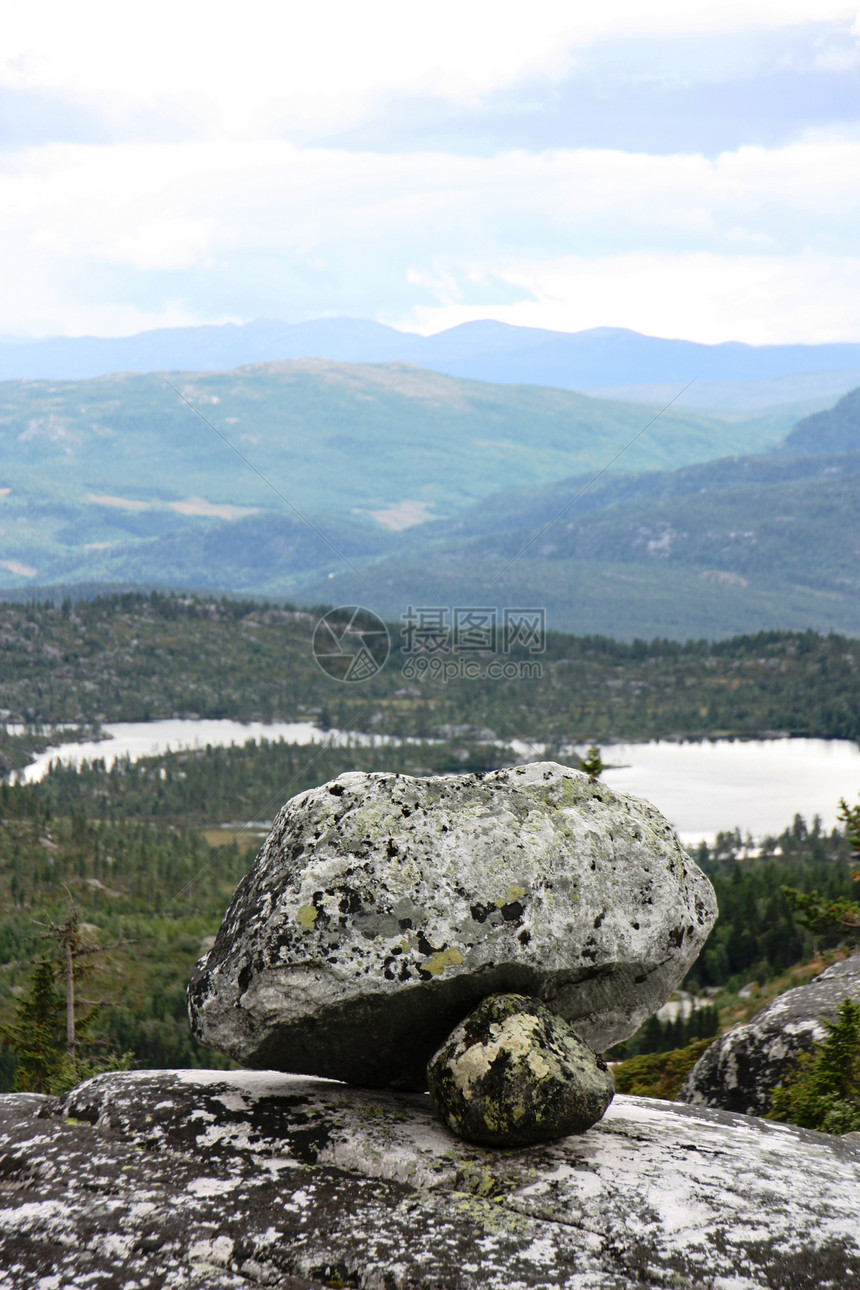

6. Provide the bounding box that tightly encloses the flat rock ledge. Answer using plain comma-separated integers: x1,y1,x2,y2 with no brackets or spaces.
1,1071,859,1290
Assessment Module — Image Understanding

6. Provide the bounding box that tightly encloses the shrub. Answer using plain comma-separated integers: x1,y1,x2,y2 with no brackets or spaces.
767,996,860,1135
613,1036,714,1101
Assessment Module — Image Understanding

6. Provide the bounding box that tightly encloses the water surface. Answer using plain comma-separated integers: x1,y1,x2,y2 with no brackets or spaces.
12,720,860,845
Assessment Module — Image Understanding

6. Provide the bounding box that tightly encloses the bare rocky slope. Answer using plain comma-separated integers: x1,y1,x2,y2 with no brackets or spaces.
1,1070,858,1289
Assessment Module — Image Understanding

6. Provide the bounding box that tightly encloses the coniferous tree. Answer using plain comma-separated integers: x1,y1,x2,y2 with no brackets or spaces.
2,895,134,1095
0,956,66,1093
580,746,604,778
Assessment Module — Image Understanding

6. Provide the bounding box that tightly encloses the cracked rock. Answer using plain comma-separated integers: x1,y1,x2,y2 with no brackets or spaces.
427,992,615,1146
189,762,717,1088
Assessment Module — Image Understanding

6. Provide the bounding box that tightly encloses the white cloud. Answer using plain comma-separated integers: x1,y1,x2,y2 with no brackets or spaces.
2,127,859,342
2,2,859,138
399,252,860,345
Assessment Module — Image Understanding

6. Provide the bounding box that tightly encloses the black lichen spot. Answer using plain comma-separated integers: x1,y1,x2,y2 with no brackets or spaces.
288,1121,332,1163
386,839,398,859
518,930,531,945
398,917,413,930
593,910,606,929
668,926,685,948
417,930,441,957
328,783,345,796
309,892,331,928
470,902,491,924
500,900,524,923
339,890,363,916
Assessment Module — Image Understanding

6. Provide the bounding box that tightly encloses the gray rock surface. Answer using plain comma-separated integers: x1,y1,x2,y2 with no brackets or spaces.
189,762,717,1088
426,992,614,1146
679,956,860,1116
1,1070,859,1289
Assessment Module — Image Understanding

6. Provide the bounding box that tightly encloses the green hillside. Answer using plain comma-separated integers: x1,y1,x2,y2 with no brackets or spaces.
310,553,860,641
300,445,860,638
6,450,860,639
0,359,789,591
3,364,859,640
12,508,393,596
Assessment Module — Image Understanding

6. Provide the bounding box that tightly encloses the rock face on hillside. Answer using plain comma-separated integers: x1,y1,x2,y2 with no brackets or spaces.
1,1070,859,1289
679,956,860,1116
189,763,717,1088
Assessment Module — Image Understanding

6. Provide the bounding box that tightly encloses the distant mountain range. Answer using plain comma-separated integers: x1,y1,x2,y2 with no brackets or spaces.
2,352,860,639
4,318,860,414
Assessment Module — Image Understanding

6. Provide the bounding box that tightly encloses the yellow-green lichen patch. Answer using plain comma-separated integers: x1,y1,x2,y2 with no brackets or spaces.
352,802,407,842
424,947,463,976
455,1161,520,1201
494,885,526,909
296,905,318,932
451,1192,533,1237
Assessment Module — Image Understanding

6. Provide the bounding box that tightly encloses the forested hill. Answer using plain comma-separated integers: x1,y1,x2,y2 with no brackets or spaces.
2,594,860,770
780,385,860,455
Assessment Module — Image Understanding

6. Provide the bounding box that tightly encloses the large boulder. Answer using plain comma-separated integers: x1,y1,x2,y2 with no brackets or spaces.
189,762,717,1088
679,956,860,1116
1,1070,858,1289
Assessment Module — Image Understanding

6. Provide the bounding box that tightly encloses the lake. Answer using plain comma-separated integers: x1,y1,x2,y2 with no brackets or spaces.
13,718,384,786
600,737,860,846
13,720,860,846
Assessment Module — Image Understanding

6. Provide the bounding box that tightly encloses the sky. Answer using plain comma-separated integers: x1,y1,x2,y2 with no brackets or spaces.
2,1,860,345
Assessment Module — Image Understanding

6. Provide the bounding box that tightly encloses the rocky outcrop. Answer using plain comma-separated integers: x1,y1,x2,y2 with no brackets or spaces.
1,1070,859,1289
426,992,614,1146
679,956,860,1116
189,763,717,1088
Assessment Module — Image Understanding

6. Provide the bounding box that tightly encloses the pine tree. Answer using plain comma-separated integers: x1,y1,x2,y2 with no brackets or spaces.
0,957,67,1093
580,746,604,778
838,793,860,854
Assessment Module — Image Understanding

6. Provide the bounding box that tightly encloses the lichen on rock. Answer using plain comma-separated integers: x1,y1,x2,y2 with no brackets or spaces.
427,992,614,1147
2,1069,859,1289
189,762,717,1089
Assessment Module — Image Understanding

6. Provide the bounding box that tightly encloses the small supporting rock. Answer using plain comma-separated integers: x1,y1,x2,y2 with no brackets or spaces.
426,993,614,1148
